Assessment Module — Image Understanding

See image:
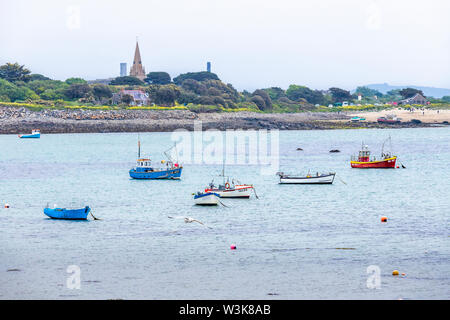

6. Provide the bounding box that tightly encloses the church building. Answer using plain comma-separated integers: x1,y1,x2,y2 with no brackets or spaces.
129,41,146,81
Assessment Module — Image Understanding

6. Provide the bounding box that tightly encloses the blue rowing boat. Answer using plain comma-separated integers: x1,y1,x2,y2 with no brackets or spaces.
19,129,40,139
44,206,91,220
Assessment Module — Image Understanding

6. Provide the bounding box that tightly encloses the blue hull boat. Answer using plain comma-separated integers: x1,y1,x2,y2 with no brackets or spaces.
19,129,40,139
19,133,40,138
44,206,91,220
129,167,182,179
129,139,183,180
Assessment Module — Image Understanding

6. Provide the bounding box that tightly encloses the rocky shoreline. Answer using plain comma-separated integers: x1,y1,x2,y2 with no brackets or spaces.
0,106,443,134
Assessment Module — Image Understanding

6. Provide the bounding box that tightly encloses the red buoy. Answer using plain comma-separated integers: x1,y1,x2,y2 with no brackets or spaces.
230,244,236,250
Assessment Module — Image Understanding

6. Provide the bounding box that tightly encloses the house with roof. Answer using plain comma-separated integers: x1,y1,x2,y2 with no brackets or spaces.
398,93,428,105
112,89,151,106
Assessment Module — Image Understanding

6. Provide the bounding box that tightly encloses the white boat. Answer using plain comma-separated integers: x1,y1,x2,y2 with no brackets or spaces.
194,192,220,206
205,181,253,198
204,164,255,198
277,172,335,184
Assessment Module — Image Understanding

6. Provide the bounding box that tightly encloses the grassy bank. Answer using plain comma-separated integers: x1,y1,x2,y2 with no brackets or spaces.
1,101,449,113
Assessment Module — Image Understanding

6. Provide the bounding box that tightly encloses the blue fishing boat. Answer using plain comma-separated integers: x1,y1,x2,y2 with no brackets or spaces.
129,139,182,180
19,129,40,139
44,206,91,220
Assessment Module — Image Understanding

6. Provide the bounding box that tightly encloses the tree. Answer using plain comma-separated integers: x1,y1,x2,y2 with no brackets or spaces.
144,72,171,85
0,63,31,82
252,90,272,110
147,84,181,106
329,87,352,103
251,95,266,111
354,86,383,98
441,96,450,103
109,76,144,86
286,85,325,104
64,83,92,100
399,88,424,99
264,87,286,101
0,79,39,101
181,79,207,95
30,74,51,81
92,84,112,100
173,72,219,85
65,77,87,85
121,94,134,105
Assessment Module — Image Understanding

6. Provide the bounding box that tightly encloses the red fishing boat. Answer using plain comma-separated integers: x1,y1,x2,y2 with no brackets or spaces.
350,138,397,169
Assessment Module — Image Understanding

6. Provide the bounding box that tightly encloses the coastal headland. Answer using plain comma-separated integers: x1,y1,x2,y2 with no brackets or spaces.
1,106,448,134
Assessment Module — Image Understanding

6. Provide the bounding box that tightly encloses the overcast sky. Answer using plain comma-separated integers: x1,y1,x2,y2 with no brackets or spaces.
1,0,449,91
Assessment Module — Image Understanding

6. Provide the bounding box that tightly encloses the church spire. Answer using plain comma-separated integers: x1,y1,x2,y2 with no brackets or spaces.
130,40,146,81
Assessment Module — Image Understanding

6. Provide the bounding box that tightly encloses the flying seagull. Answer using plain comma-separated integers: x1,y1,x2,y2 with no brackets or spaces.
168,216,213,229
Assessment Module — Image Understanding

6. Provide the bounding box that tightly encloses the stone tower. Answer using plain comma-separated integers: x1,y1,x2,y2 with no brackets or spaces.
130,41,146,81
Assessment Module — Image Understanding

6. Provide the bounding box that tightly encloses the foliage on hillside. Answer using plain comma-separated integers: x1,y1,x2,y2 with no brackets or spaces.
1,62,449,113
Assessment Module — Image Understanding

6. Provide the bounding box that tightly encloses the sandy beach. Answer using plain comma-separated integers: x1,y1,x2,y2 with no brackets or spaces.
351,108,450,123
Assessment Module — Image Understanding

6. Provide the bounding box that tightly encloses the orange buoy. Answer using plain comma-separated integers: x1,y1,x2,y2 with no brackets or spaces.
4,203,9,209
401,273,406,276
381,216,388,222
392,270,399,276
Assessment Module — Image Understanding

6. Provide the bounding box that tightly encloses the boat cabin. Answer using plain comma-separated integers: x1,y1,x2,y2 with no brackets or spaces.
137,158,152,167
357,145,371,162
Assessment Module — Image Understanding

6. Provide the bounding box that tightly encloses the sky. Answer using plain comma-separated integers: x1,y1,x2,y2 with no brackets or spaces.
1,0,449,91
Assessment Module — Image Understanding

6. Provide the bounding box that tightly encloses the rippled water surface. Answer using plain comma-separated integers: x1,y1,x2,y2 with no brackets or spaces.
0,128,449,299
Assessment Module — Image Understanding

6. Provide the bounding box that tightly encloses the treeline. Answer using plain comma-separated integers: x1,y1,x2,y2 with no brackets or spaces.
1,62,449,112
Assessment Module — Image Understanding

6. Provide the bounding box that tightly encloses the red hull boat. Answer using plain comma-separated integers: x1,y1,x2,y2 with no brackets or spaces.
350,139,397,169
350,157,397,168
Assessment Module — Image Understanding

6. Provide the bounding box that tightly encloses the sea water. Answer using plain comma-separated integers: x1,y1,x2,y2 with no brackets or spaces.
0,127,449,299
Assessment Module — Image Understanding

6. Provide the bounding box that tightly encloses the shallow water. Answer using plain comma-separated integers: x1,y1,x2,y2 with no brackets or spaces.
0,127,449,299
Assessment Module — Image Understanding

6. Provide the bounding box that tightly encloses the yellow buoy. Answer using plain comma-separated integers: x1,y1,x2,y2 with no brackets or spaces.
392,270,399,276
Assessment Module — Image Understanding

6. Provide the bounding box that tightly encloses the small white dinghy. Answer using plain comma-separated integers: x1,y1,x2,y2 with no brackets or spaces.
277,172,336,184
194,192,220,206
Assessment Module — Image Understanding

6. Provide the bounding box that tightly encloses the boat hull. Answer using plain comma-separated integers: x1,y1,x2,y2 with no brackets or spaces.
44,206,90,220
205,185,253,198
351,157,396,168
194,193,220,205
129,167,182,179
19,133,40,139
279,173,335,184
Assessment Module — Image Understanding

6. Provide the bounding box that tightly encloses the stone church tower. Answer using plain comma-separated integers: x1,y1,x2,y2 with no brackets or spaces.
129,41,146,81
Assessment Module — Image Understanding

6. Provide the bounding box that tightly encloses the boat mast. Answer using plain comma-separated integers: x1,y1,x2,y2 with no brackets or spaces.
138,134,141,158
